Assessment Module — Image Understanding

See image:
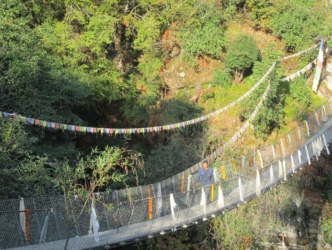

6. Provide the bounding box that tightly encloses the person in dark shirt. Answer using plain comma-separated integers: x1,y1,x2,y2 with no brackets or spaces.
196,160,215,202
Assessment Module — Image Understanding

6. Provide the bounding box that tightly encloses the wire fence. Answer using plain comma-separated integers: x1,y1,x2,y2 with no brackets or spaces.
1,97,332,250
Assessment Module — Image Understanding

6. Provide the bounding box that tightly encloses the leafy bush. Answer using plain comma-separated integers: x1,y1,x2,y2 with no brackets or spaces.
282,75,313,121
179,3,225,60
289,77,312,107
241,66,284,139
225,34,260,82
270,4,322,51
321,204,332,246
245,0,274,30
319,171,332,245
211,69,232,88
250,42,283,83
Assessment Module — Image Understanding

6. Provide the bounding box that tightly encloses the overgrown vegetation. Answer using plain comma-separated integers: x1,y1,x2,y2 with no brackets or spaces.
1,0,332,248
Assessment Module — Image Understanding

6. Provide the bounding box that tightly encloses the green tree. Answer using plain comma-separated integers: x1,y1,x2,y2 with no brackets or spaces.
0,119,29,199
52,146,144,249
240,62,284,139
245,0,273,30
0,118,56,198
179,2,225,61
141,99,203,182
270,3,323,51
225,34,260,83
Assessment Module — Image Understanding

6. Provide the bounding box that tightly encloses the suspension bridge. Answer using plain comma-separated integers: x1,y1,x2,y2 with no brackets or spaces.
1,39,332,250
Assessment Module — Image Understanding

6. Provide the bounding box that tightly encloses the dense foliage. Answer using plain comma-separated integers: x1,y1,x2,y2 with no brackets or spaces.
0,0,332,248
225,34,260,82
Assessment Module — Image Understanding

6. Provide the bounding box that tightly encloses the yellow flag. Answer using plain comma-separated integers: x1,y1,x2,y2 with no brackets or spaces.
221,166,227,180
211,184,215,202
232,160,237,172
180,175,185,193
148,185,153,220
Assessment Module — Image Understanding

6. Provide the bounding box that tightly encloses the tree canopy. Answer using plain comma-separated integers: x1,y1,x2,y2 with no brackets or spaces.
225,34,260,82
1,0,332,247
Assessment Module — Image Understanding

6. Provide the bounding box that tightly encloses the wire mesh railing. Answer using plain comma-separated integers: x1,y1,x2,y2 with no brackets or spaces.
2,97,332,250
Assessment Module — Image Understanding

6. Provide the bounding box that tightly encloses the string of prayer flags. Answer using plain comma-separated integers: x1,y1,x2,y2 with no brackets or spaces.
185,168,191,177
215,81,273,158
281,59,316,82
0,62,278,136
281,43,319,61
